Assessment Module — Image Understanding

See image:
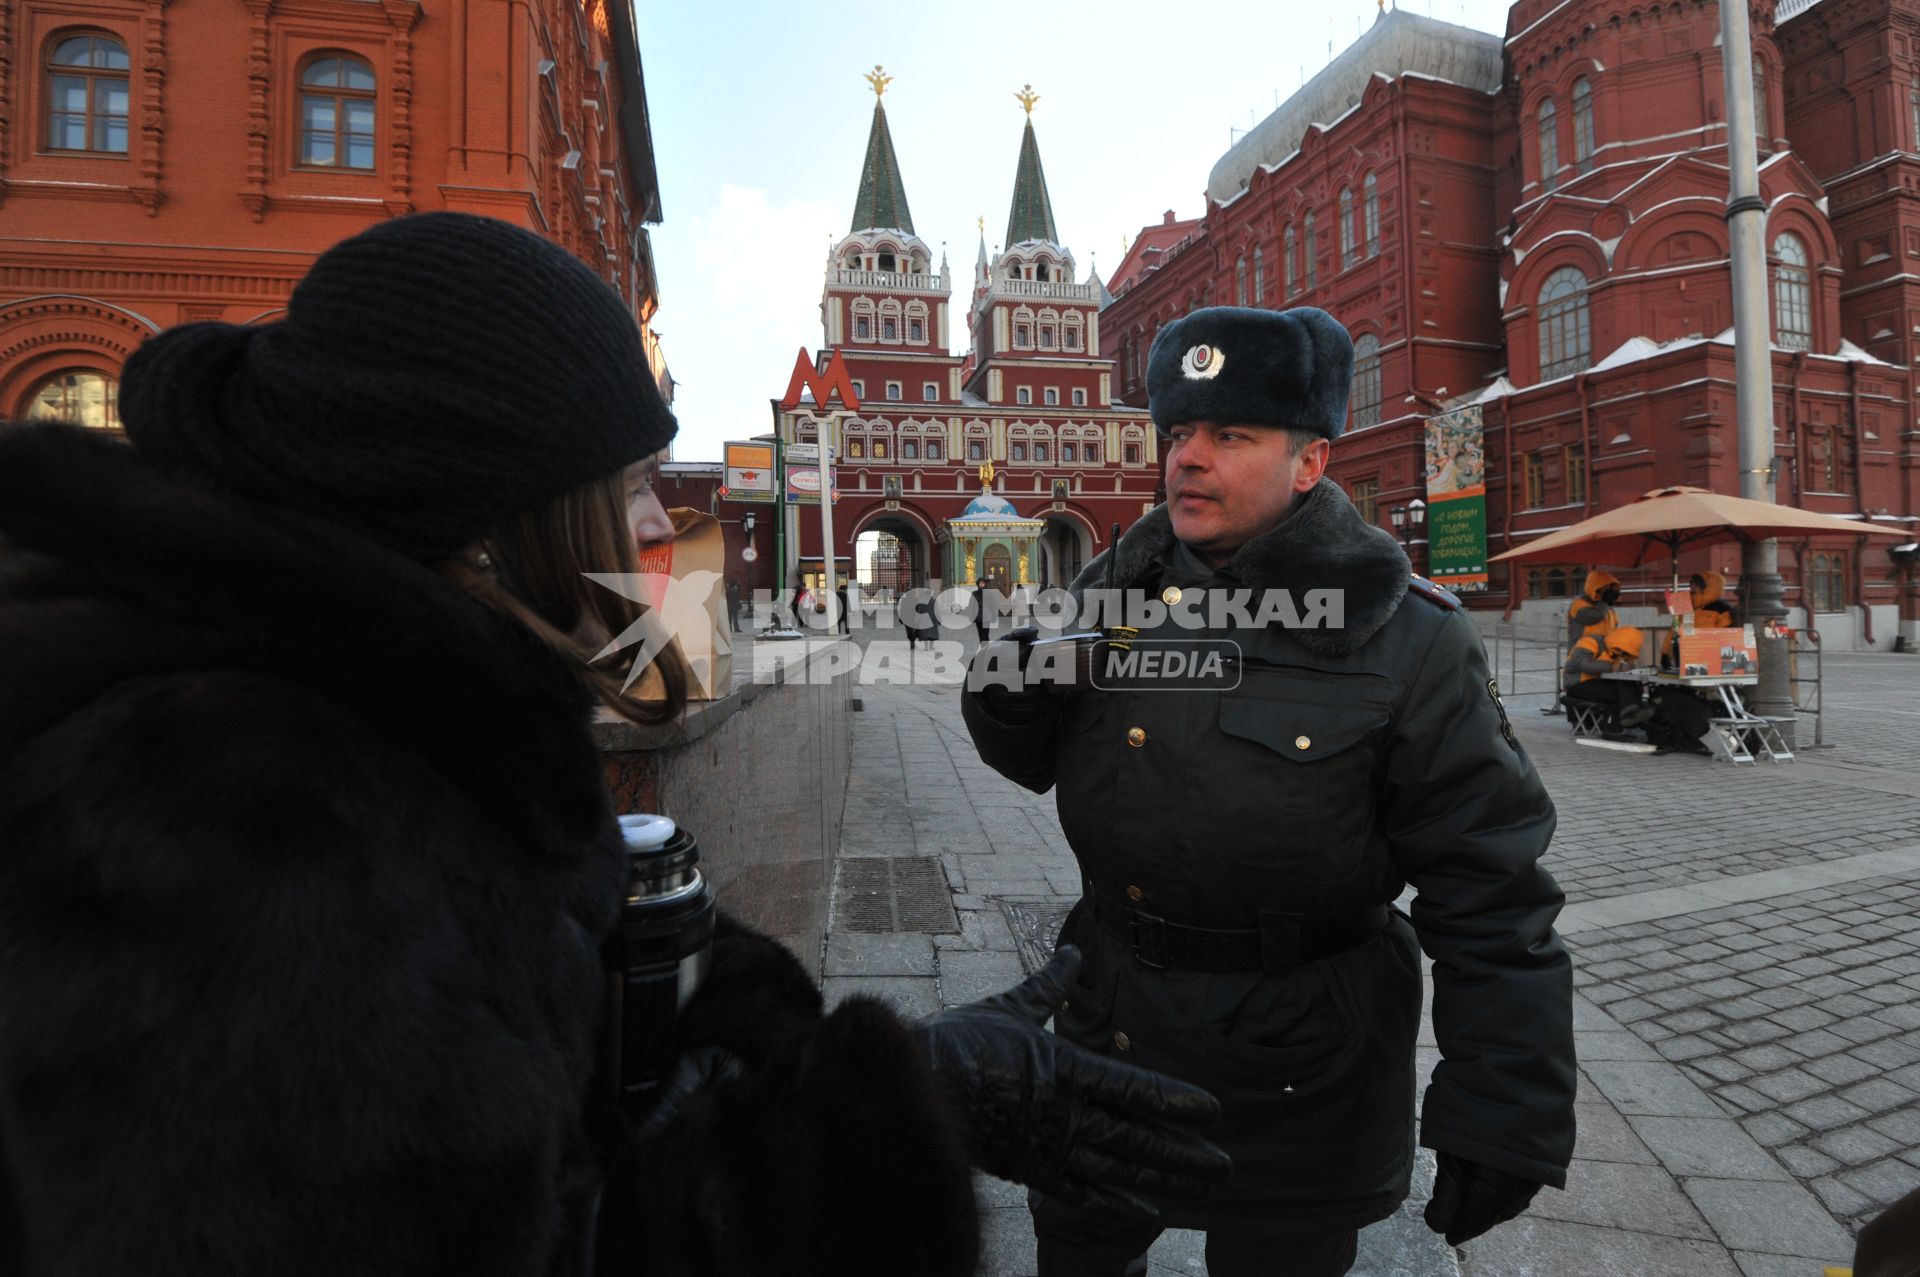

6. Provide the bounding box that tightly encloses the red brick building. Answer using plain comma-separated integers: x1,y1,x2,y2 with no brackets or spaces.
1,0,672,430
1102,1,1919,649
769,82,1159,599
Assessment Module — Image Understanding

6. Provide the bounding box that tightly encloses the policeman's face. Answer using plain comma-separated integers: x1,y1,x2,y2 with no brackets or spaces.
1165,421,1329,565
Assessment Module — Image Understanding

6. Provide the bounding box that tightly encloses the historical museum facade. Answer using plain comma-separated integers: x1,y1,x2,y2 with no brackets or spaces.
0,0,671,428
1101,0,1920,648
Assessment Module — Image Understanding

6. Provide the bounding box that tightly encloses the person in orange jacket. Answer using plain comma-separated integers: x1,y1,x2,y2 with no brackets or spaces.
1564,625,1651,735
1566,570,1622,650
1661,571,1737,669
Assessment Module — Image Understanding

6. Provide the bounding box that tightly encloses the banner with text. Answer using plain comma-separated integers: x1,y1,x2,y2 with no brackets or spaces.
1423,404,1489,589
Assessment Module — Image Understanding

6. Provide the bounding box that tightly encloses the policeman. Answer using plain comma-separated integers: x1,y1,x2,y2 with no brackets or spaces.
962,306,1575,1276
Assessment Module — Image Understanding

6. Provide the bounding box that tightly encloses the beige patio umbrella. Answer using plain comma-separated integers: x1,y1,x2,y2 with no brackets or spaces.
1490,486,1906,571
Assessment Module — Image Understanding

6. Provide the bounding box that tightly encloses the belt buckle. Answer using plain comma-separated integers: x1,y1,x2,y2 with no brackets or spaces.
1129,910,1172,970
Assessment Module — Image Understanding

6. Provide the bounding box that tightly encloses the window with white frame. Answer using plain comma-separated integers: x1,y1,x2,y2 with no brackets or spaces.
1253,244,1265,304
1017,386,1032,405
1339,188,1357,270
1284,224,1296,294
1363,174,1379,259
1062,442,1076,462
1772,232,1812,352
1350,333,1382,429
1538,97,1559,192
1034,442,1048,462
1072,388,1086,406
886,381,902,401
1572,78,1594,175
1303,212,1317,290
1536,266,1591,379
1237,255,1248,305
1044,387,1059,406
923,382,938,401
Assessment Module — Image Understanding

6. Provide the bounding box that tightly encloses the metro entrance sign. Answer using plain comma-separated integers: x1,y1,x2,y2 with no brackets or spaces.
775,347,859,604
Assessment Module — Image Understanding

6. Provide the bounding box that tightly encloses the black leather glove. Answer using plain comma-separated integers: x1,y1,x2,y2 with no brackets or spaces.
911,946,1231,1220
1423,1150,1543,1246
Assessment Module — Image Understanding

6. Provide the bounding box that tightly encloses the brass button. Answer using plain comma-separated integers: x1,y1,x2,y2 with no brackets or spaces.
1161,585,1183,606
1126,727,1147,747
1295,735,1311,751
1125,884,1144,903
1113,1031,1132,1052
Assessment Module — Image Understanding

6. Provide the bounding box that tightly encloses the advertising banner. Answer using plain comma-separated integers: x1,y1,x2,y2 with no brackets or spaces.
1423,404,1489,589
720,442,776,504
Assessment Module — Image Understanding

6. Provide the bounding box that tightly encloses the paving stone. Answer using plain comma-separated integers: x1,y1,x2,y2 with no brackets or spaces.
1729,1045,1800,1073
1839,1157,1920,1213
1839,1077,1916,1114
1768,1004,1837,1033
1627,1116,1790,1181
1690,1055,1755,1085
1723,1020,1793,1046
1572,1100,1658,1166
1873,1002,1920,1031
1852,1038,1920,1070
1656,1034,1719,1062
1714,1084,1772,1114
1583,1060,1725,1118
1866,1108,1920,1146
1803,1053,1880,1088
821,974,942,1018
935,948,1027,1006
1810,1174,1877,1218
1829,1016,1901,1046
823,931,937,977
1577,1030,1661,1062
1682,1178,1856,1259
1740,1112,1810,1148
1528,1159,1715,1238
1455,1215,1742,1277
1775,1145,1841,1179
1781,1028,1853,1059
1811,1125,1902,1167
1746,1069,1826,1105
1782,1094,1873,1133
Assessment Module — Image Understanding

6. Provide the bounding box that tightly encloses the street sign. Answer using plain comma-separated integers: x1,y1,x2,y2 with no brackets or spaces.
723,441,776,503
784,442,837,465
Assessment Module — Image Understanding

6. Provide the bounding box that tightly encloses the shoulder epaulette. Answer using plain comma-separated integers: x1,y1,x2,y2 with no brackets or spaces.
1407,574,1461,611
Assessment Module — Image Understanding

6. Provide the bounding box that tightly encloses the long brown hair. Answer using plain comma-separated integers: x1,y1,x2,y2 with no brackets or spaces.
442,465,690,724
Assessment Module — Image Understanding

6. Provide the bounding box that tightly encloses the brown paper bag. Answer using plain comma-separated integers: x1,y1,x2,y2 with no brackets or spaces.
634,509,734,700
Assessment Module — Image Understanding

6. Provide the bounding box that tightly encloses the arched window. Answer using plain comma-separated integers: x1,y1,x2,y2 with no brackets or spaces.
1303,211,1318,290
1537,266,1591,379
1012,442,1027,462
967,441,984,461
1236,255,1248,306
23,368,121,429
298,54,376,169
1363,173,1379,258
1034,442,1048,462
1339,188,1357,269
1350,334,1382,429
1063,316,1083,350
1572,78,1595,175
1753,56,1770,149
903,440,919,460
1538,97,1559,193
1282,225,1297,295
1062,442,1076,463
46,31,130,154
1084,440,1100,465
927,439,942,460
1253,245,1265,305
1773,232,1813,352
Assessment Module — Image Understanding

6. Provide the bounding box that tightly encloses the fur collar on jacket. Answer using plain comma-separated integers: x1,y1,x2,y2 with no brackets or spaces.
0,423,612,857
1068,478,1411,656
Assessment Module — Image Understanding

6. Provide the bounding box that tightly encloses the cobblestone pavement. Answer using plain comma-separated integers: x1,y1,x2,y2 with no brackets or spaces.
810,624,1916,1275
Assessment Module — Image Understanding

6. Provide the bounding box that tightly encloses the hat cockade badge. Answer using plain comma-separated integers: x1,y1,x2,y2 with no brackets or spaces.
1181,343,1225,380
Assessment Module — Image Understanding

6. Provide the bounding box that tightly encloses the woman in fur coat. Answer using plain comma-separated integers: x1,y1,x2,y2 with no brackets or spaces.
0,214,1224,1277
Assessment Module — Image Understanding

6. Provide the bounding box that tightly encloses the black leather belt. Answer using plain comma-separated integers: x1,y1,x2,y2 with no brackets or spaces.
1089,892,1390,973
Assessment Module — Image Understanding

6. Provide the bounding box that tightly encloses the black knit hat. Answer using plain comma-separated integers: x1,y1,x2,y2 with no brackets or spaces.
1146,305,1354,440
120,212,677,559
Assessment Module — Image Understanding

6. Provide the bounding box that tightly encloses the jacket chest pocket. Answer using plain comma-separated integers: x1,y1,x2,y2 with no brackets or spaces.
1203,695,1389,880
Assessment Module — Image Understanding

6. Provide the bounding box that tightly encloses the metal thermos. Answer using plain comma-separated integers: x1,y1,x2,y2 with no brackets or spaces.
613,814,716,1103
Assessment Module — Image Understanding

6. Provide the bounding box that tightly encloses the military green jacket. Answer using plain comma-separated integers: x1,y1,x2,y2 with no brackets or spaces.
962,480,1574,1232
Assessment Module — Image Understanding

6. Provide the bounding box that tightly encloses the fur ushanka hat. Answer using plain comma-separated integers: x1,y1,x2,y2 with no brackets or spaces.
1145,305,1355,440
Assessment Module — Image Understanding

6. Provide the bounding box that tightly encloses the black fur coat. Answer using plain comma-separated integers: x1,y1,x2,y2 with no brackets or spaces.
0,425,976,1276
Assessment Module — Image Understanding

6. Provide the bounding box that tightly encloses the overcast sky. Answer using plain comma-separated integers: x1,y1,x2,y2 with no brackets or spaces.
636,0,1518,462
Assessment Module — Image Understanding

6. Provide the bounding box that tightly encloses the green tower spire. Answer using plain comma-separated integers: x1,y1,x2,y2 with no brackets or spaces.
1004,86,1059,247
850,67,914,234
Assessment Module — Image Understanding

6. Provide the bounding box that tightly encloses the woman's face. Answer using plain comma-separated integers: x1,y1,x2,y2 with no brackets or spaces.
625,454,673,548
